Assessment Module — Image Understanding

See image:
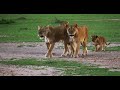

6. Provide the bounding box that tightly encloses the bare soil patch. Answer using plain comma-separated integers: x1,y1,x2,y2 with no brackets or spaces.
0,42,120,76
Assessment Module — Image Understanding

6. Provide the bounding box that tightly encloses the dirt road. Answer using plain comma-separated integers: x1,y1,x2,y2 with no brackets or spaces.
0,42,120,76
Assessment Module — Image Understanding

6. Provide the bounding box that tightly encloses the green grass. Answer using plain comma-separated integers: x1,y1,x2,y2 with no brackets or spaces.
0,58,120,76
0,14,120,42
87,46,120,51
106,46,120,51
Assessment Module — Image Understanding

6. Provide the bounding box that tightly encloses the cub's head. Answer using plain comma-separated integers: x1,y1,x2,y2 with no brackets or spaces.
38,25,51,38
65,24,78,42
91,35,98,42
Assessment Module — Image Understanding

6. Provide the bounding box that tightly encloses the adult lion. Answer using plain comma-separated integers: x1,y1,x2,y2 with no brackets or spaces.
66,24,88,58
38,25,70,58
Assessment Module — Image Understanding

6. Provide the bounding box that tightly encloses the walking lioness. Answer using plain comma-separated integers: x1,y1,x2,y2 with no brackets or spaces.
66,24,88,58
38,25,70,58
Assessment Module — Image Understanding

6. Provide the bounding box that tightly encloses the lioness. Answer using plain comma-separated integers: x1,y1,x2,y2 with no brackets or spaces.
38,25,70,58
91,35,110,51
66,24,88,58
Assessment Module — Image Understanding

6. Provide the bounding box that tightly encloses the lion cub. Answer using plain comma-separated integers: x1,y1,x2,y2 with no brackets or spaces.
91,35,110,52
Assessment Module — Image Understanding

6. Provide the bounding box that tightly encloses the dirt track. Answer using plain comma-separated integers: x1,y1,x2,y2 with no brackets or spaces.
0,42,120,76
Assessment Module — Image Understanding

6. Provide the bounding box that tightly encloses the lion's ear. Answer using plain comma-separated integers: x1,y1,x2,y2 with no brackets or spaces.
74,24,78,28
65,24,69,29
96,35,98,38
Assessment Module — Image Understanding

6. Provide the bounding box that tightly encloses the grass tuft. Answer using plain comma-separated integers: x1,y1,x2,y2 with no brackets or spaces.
0,58,120,76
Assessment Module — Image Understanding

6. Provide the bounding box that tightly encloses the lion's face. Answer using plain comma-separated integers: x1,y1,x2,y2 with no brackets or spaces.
38,26,50,38
66,24,78,42
38,26,45,38
91,35,98,42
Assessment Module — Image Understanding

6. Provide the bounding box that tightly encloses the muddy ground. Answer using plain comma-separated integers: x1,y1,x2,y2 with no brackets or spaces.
0,42,120,76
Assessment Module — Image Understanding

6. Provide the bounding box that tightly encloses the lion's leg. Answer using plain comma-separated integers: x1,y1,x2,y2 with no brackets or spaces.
95,45,97,52
46,42,56,55
95,45,100,52
67,44,72,56
74,43,80,58
100,44,103,51
81,42,88,57
69,43,75,57
61,42,68,57
46,43,50,50
83,42,88,56
45,43,55,58
103,44,106,51
99,44,102,51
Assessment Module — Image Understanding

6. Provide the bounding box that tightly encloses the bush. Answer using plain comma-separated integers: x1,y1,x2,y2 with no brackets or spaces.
0,18,15,24
17,17,27,20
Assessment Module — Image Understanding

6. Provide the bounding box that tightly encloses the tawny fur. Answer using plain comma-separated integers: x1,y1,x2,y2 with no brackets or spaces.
66,24,88,58
38,25,70,58
91,35,110,52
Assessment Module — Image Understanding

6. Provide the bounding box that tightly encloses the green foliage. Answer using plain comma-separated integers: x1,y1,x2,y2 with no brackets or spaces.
106,46,120,51
87,46,120,51
0,18,15,24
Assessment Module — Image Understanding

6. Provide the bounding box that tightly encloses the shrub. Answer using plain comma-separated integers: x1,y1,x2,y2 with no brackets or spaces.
0,18,15,24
